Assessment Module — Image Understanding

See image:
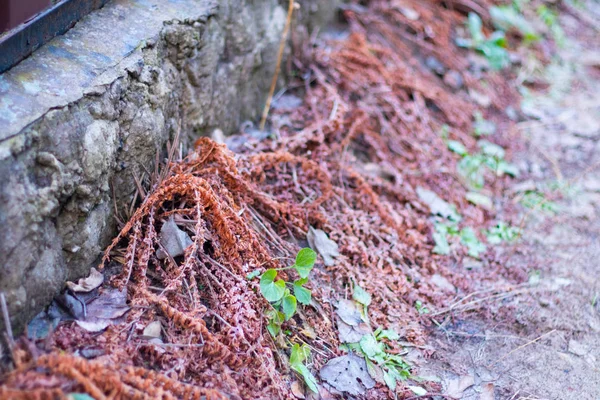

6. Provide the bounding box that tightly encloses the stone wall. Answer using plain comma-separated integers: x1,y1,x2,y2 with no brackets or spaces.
0,0,339,335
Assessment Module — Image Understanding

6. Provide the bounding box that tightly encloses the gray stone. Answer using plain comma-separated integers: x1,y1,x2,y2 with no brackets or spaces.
0,0,339,335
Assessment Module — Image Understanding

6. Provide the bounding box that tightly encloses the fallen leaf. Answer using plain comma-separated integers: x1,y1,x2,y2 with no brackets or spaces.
142,321,162,339
480,383,495,400
409,386,427,396
75,288,130,332
568,339,589,357
465,192,493,210
319,354,376,396
337,318,372,343
85,288,129,320
307,227,340,266
291,381,305,399
336,299,363,326
75,320,110,332
430,274,456,293
416,187,461,221
157,216,193,259
446,374,475,398
66,268,104,293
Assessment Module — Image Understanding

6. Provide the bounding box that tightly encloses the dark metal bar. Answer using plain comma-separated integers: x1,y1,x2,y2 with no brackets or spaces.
0,0,111,74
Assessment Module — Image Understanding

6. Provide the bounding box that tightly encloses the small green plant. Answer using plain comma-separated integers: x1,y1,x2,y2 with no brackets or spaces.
255,248,316,336
415,300,430,315
473,111,496,136
432,220,487,258
456,13,510,70
520,190,559,213
486,222,519,244
450,140,518,190
289,343,319,393
432,221,459,255
490,5,539,42
459,227,487,258
537,5,565,46
359,331,411,391
342,284,413,392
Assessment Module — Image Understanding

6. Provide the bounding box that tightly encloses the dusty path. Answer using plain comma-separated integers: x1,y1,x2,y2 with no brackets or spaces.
424,4,600,399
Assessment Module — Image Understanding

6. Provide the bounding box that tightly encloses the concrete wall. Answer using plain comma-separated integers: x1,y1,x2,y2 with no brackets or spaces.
0,0,338,334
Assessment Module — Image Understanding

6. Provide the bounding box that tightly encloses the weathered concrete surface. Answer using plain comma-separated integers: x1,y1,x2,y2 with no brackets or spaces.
0,0,339,335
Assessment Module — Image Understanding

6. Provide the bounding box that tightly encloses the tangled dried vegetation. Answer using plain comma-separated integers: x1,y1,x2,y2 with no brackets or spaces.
1,0,536,398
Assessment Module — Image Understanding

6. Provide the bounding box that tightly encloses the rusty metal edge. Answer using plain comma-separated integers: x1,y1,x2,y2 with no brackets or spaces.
0,0,112,74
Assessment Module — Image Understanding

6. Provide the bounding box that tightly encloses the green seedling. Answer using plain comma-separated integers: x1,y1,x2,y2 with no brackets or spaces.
289,343,319,393
473,111,496,136
537,5,565,46
451,140,518,190
490,5,540,42
486,222,519,244
340,285,412,393
456,13,510,70
460,227,487,258
520,190,559,214
255,248,317,336
415,300,430,315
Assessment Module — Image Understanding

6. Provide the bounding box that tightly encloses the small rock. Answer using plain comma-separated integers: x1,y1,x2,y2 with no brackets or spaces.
443,70,463,89
568,339,589,356
431,274,456,293
468,89,492,108
211,128,226,144
425,56,446,75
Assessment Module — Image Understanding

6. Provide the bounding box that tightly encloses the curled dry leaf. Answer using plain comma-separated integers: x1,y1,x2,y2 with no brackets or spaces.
76,288,130,332
416,187,461,221
446,374,475,399
290,381,305,399
157,216,193,259
336,299,363,326
66,268,104,293
319,354,376,396
307,226,340,266
142,321,162,339
337,318,372,343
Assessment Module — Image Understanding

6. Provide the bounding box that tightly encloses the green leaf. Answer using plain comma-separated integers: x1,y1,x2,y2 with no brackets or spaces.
478,140,505,158
267,321,281,337
291,363,319,393
260,269,286,302
383,369,397,391
246,270,261,280
447,140,468,156
432,223,451,255
408,386,427,396
467,12,485,44
353,284,372,306
465,192,493,209
376,329,400,341
282,294,297,320
266,310,284,337
460,227,487,258
68,395,96,400
490,6,538,39
359,334,384,360
290,343,311,365
497,160,519,177
293,281,312,305
473,112,496,136
294,248,317,278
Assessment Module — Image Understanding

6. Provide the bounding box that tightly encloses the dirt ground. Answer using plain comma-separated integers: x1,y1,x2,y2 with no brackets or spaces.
422,5,600,399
